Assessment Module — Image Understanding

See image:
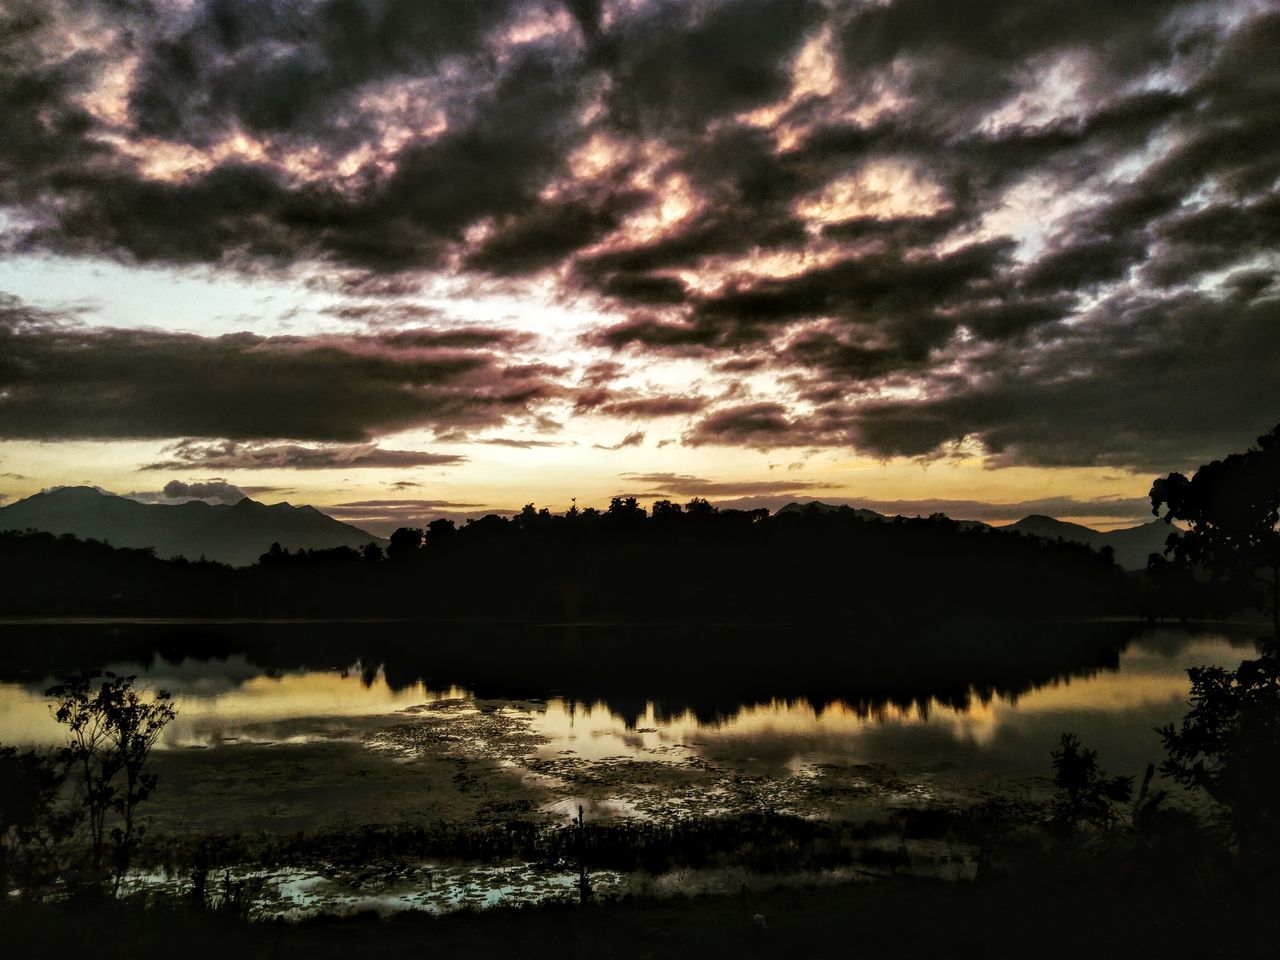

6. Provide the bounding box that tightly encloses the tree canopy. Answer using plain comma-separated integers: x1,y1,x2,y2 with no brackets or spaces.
1151,423,1280,641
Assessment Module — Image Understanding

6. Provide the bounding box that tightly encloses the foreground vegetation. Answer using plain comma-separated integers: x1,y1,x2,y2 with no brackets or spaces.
3,639,1279,956
5,860,1278,960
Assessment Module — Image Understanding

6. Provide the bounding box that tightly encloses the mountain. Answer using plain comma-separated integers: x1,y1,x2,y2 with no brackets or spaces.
1007,515,1174,570
776,501,885,522
775,502,1171,570
0,487,385,566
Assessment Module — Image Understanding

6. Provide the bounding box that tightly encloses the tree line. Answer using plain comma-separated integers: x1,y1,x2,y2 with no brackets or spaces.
0,500,1132,621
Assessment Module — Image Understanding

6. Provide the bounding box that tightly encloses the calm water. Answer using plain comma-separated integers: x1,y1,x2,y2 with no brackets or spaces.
0,619,1261,916
0,620,1259,780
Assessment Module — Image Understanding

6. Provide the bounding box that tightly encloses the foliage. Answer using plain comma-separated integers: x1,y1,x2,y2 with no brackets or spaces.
1151,423,1280,641
1049,733,1133,829
46,671,177,889
1158,656,1280,853
0,746,66,896
1,499,1133,622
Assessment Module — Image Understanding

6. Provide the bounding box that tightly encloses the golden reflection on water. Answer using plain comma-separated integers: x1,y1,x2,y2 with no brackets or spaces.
525,636,1240,758
0,635,1248,756
0,664,466,747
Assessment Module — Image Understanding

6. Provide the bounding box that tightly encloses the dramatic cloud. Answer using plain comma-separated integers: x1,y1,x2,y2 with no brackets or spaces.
0,0,1276,472
622,473,836,498
321,498,512,536
143,440,466,472
596,396,709,418
159,479,244,503
476,438,569,449
593,430,645,450
0,296,561,442
124,478,288,504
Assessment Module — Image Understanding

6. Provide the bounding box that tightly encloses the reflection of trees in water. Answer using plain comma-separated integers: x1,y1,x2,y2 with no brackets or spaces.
0,621,1140,728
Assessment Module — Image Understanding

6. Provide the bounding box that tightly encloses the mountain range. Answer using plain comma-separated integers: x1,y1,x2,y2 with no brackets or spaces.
0,487,384,567
0,487,1172,571
777,502,1172,570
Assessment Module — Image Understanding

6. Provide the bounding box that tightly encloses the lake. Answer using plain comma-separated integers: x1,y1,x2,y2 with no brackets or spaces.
0,619,1261,914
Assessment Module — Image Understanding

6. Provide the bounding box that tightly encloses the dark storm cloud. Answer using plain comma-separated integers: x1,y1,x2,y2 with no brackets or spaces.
1,1,1276,470
26,42,590,271
142,440,466,472
161,479,247,503
476,437,568,449
836,292,1280,472
586,239,1028,365
318,302,445,327
683,403,795,447
322,499,513,536
305,272,425,298
0,1,112,209
123,478,292,504
681,289,1280,473
333,499,484,510
465,187,650,276
598,0,824,132
592,430,644,450
596,395,708,418
125,0,534,143
621,473,836,498
0,296,560,442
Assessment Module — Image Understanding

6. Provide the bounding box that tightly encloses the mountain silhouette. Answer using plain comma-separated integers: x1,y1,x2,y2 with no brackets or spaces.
778,503,1171,570
0,486,384,566
775,501,885,521
1005,515,1172,570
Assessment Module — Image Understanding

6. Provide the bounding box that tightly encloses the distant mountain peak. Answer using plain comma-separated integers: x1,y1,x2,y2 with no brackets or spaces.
776,501,884,521
1006,514,1172,569
0,488,383,566
44,485,110,499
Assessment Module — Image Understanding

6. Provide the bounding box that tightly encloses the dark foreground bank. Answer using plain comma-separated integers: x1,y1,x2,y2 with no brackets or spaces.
8,867,1278,960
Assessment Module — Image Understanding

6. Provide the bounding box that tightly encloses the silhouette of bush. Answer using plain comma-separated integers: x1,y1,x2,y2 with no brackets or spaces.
1159,656,1280,856
46,672,176,891
0,745,67,897
1050,733,1133,830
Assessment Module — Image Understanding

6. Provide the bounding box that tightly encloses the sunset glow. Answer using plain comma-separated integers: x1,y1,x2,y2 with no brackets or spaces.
1,0,1275,532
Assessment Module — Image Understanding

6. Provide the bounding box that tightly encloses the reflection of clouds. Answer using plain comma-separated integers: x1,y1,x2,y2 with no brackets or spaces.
0,686,64,745
525,636,1248,769
0,663,465,749
0,635,1250,781
160,671,465,749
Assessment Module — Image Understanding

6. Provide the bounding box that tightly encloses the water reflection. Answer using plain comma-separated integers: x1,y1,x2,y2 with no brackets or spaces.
0,622,1258,779
0,657,467,746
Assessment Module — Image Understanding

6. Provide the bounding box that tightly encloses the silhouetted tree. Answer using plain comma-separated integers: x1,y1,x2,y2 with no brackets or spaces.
426,517,457,546
650,499,682,520
1050,733,1133,829
606,496,645,524
46,672,176,889
1151,423,1280,642
1159,657,1280,855
0,746,65,897
387,527,424,561
0,500,1130,623
684,497,716,517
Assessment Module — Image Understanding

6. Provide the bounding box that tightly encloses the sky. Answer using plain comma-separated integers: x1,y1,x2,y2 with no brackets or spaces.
1,0,1277,534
